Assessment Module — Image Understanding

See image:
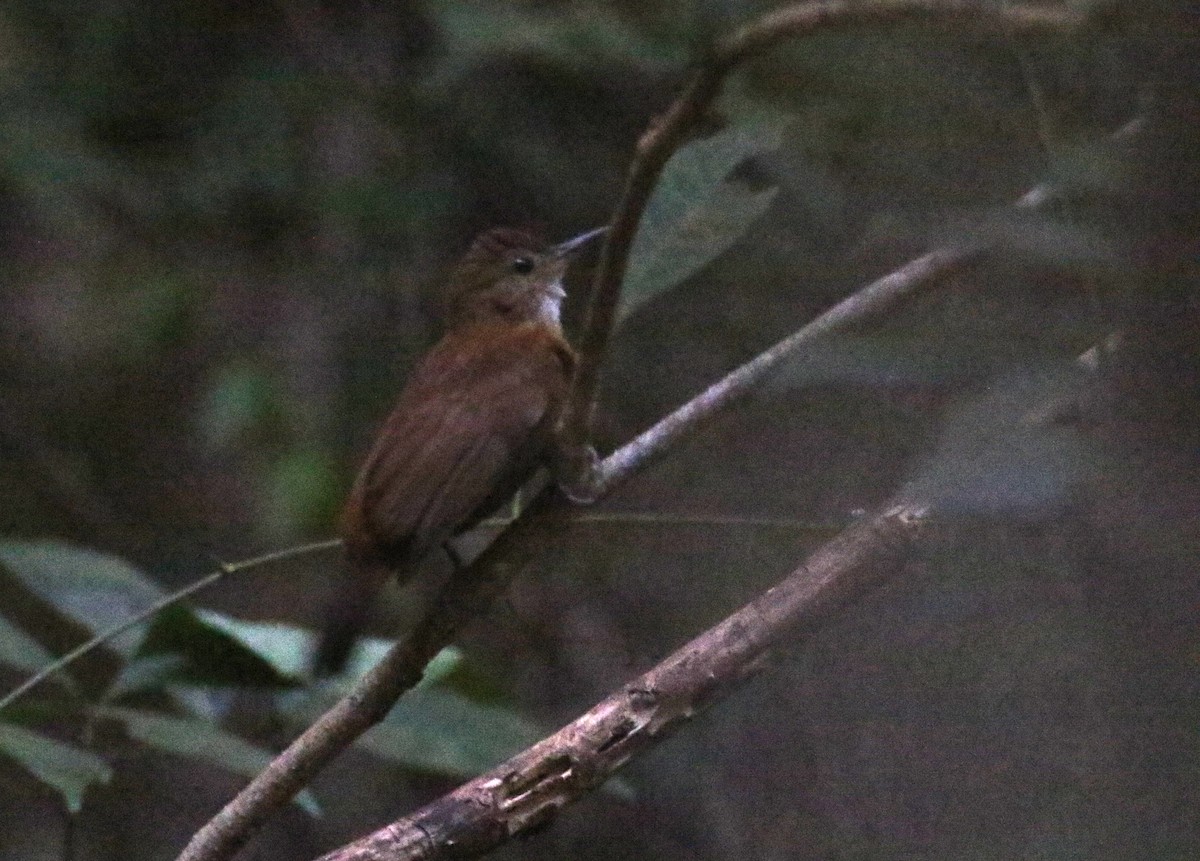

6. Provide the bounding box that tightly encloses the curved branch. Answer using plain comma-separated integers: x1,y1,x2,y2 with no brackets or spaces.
715,0,1081,65
564,0,1082,443
318,502,927,861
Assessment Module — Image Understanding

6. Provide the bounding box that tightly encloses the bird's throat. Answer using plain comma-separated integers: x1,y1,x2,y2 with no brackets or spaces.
537,279,566,327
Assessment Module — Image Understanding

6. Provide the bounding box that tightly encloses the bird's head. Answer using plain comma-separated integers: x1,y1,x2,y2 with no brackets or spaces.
445,226,606,328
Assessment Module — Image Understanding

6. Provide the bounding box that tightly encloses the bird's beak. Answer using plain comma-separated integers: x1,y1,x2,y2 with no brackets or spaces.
551,226,607,258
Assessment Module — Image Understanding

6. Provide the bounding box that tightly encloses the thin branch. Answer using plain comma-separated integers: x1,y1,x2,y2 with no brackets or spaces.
564,0,1082,444
565,65,723,442
715,0,1078,65
0,540,342,713
595,246,970,491
179,495,569,861
318,502,927,861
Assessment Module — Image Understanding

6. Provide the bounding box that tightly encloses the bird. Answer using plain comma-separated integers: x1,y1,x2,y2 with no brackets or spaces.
312,225,606,675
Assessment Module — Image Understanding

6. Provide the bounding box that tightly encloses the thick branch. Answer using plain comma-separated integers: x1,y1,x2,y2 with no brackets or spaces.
565,0,1082,443
318,502,927,861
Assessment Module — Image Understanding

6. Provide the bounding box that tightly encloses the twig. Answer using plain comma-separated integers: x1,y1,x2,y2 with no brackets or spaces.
564,0,1083,443
177,5,1087,861
594,246,970,491
317,502,927,861
0,540,342,713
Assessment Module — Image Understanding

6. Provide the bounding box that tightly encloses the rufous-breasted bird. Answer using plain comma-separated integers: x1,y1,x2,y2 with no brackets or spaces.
313,226,605,674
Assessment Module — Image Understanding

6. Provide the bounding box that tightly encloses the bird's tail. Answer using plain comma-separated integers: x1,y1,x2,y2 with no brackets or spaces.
312,559,392,677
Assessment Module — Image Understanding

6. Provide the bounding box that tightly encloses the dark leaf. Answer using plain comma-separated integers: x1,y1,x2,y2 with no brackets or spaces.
620,118,783,321
0,612,61,677
0,721,111,813
138,605,296,690
0,542,162,657
358,685,545,777
97,706,319,816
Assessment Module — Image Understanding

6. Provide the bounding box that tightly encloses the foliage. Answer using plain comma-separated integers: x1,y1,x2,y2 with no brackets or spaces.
0,1,1194,859
621,115,784,320
0,541,538,814
0,722,111,814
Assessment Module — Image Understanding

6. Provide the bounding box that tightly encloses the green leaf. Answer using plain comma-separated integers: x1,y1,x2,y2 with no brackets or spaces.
424,1,686,84
285,660,632,797
97,707,319,816
620,120,782,321
339,638,464,689
189,610,464,688
192,612,314,679
0,722,112,812
138,605,296,689
189,611,452,684
358,686,545,778
0,542,162,656
104,654,188,701
359,686,633,798
416,644,464,687
0,612,59,675
277,678,541,779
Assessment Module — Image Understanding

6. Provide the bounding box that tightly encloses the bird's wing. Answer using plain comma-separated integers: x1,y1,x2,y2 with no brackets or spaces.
351,326,571,558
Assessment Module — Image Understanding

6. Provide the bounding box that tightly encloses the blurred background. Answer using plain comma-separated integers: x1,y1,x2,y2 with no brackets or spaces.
1,1,1198,859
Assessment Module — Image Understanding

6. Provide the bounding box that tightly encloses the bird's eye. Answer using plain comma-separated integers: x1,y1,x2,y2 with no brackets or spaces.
511,256,535,274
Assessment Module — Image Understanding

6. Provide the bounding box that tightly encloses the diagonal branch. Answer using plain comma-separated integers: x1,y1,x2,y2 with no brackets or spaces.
594,246,970,491
317,502,928,861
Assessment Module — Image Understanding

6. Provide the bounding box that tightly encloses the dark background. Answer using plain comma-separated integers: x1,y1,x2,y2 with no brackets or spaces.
1,1,1198,859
